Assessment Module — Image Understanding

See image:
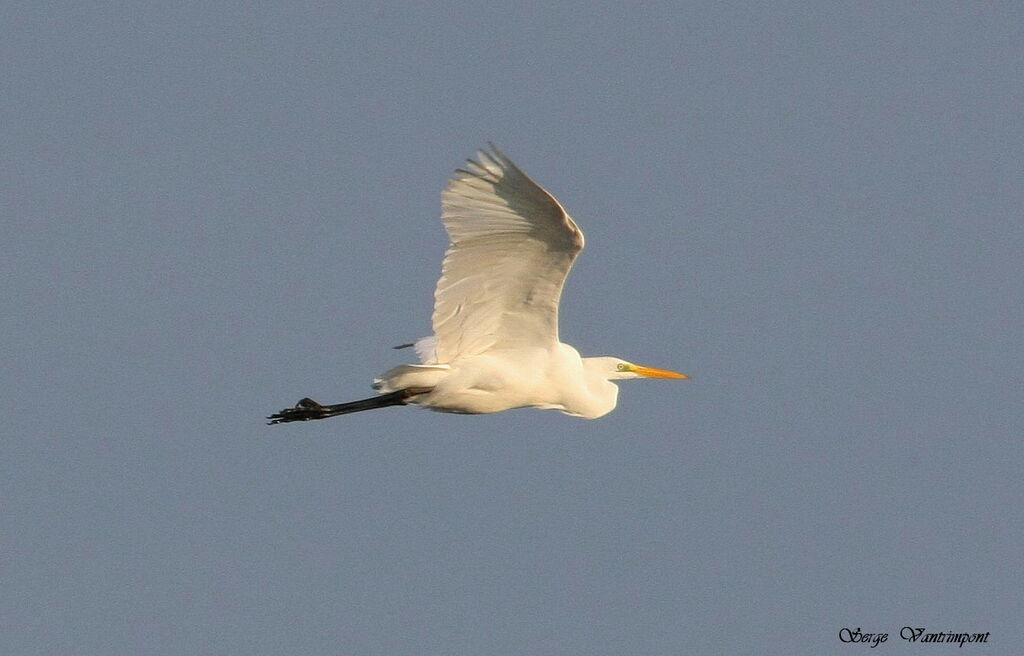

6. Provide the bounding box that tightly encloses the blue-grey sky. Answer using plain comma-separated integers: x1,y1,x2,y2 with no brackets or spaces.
4,3,1021,654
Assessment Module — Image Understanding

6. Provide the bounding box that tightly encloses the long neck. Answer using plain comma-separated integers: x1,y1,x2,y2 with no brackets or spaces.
570,358,620,419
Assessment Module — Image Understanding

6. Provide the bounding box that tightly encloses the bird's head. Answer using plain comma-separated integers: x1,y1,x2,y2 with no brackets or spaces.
587,357,689,382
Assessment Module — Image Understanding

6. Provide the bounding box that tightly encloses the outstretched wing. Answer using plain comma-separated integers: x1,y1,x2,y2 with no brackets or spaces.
431,144,584,363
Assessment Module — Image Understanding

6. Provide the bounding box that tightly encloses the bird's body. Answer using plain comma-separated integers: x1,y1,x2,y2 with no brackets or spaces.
269,145,686,425
374,345,621,418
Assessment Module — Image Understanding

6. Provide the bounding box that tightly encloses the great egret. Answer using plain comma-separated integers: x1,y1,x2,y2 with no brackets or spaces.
268,144,687,424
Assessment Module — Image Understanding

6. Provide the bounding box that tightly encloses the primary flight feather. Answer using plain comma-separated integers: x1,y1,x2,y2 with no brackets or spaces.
269,144,687,424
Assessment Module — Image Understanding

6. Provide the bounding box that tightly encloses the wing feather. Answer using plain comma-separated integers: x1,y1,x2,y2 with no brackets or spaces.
431,145,584,363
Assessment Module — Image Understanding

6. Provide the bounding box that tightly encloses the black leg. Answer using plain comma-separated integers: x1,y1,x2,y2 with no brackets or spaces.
267,388,430,425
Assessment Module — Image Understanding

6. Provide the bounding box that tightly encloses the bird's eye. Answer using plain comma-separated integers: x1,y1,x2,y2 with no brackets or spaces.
616,363,628,371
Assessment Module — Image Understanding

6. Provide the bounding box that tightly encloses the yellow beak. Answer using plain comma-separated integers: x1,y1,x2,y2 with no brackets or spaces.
630,364,689,380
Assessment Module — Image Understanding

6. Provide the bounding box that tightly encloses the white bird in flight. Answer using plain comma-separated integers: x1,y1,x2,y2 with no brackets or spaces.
269,144,687,424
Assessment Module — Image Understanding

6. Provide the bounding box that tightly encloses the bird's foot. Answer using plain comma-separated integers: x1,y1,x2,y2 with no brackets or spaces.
267,398,329,425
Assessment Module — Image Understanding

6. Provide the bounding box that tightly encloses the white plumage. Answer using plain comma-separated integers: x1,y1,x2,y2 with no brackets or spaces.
432,147,582,363
268,144,686,425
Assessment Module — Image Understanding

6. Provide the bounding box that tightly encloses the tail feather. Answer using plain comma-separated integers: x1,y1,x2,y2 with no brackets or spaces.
373,363,449,392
